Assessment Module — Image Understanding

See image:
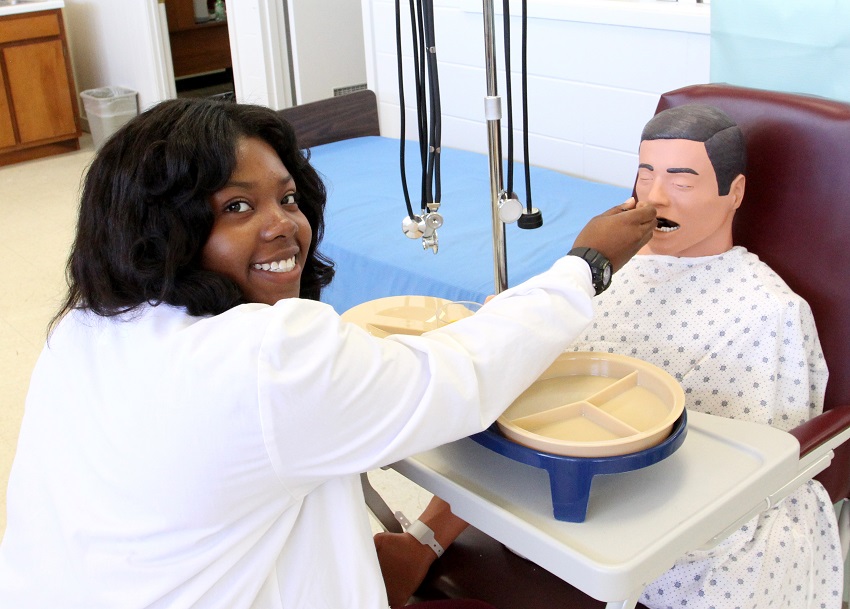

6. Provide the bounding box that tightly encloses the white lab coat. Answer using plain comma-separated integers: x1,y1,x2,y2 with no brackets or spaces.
0,256,594,609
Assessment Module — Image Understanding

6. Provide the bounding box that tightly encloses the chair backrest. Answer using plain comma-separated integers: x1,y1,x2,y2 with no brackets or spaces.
656,84,850,500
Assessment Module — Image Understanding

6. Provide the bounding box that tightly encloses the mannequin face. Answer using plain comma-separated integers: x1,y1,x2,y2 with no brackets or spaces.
635,138,744,258
202,137,312,305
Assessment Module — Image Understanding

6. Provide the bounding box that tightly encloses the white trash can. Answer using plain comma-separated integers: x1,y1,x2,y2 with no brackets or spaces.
80,87,139,148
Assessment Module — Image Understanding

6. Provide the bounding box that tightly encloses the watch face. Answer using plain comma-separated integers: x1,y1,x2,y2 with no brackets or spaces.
602,265,612,285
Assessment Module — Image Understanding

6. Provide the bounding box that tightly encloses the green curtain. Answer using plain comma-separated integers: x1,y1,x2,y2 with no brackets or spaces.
710,0,850,103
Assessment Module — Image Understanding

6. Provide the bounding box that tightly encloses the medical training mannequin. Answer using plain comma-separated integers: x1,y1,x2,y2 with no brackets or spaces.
377,105,842,609
0,98,656,609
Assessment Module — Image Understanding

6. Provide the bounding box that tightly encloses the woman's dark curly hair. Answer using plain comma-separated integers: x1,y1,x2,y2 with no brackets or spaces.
52,98,334,328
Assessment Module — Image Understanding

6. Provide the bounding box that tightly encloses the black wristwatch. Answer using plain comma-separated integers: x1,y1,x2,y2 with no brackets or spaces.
568,247,612,296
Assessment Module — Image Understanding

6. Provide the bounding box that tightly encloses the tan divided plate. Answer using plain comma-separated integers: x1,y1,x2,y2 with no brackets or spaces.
340,295,475,337
497,352,685,458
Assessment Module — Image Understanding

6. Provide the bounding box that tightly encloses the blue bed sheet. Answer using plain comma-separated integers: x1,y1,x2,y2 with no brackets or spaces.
310,136,631,314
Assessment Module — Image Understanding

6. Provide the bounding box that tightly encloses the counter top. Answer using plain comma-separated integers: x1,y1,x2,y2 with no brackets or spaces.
0,0,64,18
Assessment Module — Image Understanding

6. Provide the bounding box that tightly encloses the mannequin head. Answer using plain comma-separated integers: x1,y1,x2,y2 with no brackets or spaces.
635,104,746,257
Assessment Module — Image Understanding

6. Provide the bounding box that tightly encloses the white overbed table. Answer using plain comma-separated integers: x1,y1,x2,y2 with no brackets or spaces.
390,410,804,609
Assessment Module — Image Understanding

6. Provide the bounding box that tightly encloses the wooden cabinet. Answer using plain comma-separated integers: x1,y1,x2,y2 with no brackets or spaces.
164,0,231,79
0,64,15,149
0,9,81,166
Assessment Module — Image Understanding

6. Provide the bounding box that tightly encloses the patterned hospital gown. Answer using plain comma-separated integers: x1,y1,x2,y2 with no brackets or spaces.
569,246,843,609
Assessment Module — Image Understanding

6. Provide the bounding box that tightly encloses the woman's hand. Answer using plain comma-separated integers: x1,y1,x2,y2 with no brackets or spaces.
572,198,656,272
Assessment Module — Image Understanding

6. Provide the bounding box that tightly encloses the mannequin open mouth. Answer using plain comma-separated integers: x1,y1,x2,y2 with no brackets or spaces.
655,217,680,233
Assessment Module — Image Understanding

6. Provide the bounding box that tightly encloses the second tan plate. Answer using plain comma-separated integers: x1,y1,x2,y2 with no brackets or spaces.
497,352,685,458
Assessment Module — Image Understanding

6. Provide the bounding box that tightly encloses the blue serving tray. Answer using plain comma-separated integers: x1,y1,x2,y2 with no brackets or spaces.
470,410,688,522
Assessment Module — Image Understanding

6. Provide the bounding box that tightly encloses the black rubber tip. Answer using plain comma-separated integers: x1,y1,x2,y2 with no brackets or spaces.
518,208,543,229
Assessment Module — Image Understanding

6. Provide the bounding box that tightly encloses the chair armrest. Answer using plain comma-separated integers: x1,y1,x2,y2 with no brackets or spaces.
788,404,850,457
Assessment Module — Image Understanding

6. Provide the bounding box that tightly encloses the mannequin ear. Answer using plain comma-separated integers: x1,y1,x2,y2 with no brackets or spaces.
728,174,745,210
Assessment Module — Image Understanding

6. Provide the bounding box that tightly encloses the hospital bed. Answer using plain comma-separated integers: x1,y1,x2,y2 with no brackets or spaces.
279,85,850,608
284,93,630,315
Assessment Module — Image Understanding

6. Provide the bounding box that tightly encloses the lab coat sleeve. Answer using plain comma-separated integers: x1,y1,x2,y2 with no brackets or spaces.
256,255,595,493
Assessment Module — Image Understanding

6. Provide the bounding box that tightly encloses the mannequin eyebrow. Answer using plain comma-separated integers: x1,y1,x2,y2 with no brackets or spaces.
637,163,698,175
667,167,699,175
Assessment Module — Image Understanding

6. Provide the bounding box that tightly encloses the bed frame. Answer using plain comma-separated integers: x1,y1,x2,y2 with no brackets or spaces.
278,89,380,149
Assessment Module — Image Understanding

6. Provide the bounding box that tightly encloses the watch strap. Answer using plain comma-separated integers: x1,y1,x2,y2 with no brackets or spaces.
568,246,611,296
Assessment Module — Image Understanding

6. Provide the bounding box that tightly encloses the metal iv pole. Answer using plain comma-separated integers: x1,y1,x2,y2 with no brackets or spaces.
482,0,509,294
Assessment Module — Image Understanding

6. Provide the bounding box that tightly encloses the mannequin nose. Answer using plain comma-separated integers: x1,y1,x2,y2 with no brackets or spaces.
643,179,668,207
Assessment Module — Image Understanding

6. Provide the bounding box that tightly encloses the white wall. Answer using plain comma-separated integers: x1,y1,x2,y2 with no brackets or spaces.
226,0,293,109
59,0,707,183
63,0,172,116
361,0,711,188
288,0,367,104
219,0,369,109
60,0,367,124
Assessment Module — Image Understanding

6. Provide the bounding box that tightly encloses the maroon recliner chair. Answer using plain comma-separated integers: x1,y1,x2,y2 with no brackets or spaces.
404,83,850,608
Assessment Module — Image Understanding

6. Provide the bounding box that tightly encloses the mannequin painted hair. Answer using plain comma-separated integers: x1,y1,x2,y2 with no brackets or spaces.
53,98,334,327
641,104,746,196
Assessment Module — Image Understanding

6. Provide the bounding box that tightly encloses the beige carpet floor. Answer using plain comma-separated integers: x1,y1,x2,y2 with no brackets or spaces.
0,135,96,536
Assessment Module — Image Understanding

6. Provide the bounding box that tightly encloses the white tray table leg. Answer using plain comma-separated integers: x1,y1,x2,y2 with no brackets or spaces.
605,589,641,609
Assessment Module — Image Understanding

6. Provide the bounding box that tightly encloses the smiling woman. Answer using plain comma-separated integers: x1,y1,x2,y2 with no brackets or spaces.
201,137,312,305
0,96,656,608
52,98,334,320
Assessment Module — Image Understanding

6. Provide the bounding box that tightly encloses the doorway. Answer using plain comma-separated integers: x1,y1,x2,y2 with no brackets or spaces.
163,0,235,100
